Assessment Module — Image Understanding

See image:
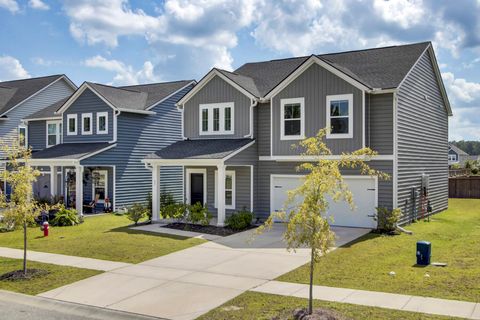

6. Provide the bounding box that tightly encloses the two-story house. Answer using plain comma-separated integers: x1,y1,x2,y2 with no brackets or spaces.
448,143,479,167
0,74,76,195
144,42,451,227
23,80,195,214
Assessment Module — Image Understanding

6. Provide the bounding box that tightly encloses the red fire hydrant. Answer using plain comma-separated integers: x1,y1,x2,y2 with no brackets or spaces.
42,221,49,237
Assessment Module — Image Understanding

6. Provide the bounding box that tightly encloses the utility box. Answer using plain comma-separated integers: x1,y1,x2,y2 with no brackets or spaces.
416,241,431,266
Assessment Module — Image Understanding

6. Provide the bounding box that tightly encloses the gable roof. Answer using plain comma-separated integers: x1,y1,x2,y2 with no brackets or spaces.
449,143,469,156
0,75,75,117
24,97,69,120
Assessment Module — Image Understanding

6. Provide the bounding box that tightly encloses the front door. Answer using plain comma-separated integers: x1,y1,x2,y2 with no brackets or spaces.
190,173,204,205
92,170,108,204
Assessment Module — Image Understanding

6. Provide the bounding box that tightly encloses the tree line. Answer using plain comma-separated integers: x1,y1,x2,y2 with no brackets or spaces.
450,140,480,155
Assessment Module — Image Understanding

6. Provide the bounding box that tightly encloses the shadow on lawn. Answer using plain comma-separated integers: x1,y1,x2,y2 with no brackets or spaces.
336,232,383,248
105,224,194,241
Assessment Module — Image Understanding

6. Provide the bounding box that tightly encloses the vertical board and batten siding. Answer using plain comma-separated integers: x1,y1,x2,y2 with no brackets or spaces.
81,84,193,210
272,63,363,155
62,88,114,143
183,75,251,139
396,50,449,224
0,79,74,155
28,120,47,150
184,165,252,217
256,161,393,220
366,93,394,155
257,103,270,156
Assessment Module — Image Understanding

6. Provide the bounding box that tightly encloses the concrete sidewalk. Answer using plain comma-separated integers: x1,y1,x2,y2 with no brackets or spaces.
0,247,131,271
251,280,480,320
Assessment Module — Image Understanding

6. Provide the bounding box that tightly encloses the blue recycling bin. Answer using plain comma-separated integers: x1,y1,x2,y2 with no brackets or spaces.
416,241,431,266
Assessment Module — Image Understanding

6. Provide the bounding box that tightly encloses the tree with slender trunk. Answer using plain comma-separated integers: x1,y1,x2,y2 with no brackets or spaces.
256,129,389,315
0,139,44,276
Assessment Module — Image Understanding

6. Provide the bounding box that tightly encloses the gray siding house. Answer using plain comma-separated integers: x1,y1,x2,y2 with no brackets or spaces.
144,42,451,227
24,80,195,214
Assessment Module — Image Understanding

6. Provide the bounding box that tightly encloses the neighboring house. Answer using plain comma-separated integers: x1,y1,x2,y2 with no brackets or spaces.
0,75,76,194
23,80,195,214
144,42,451,227
448,143,479,167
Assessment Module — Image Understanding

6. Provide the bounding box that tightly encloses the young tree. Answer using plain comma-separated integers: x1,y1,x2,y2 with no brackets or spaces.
0,139,45,276
256,129,389,315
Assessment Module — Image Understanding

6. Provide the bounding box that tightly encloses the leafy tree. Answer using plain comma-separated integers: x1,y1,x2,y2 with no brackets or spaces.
0,139,47,276
256,129,389,315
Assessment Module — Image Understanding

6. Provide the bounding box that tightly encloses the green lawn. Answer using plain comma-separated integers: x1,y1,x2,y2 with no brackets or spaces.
0,257,101,295
198,291,458,320
0,214,205,263
279,199,480,302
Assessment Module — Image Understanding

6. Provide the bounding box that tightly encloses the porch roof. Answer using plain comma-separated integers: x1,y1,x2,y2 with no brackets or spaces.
144,138,254,161
30,142,114,163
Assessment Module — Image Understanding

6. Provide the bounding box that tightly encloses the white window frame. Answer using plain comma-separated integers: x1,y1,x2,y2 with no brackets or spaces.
198,102,234,135
185,168,207,205
448,154,457,162
326,94,353,139
67,114,77,136
91,169,108,204
18,125,27,147
82,113,93,135
214,170,236,210
46,120,62,148
280,97,305,140
96,112,108,135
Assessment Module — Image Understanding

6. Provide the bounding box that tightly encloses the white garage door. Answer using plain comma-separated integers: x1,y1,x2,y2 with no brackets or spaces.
271,175,377,228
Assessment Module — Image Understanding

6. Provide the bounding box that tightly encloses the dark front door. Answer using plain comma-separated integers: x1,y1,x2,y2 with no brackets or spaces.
190,173,204,205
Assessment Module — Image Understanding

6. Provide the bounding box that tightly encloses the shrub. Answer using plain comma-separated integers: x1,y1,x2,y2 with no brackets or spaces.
51,206,80,226
146,192,152,220
161,202,188,221
374,207,401,233
126,203,148,226
471,167,479,175
186,202,212,226
226,208,254,230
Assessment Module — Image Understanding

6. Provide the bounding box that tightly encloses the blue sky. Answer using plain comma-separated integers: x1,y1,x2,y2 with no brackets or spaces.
0,0,479,141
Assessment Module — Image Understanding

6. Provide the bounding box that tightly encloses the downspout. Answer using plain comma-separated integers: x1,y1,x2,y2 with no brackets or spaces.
244,99,258,138
110,109,121,144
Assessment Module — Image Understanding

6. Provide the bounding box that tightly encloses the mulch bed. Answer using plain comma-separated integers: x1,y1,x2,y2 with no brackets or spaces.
0,269,50,281
272,308,351,320
162,222,257,236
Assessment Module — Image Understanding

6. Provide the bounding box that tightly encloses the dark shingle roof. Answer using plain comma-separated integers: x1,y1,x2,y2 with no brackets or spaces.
231,42,430,96
449,143,469,156
87,80,194,111
0,75,65,116
31,142,112,160
145,139,254,160
24,97,69,120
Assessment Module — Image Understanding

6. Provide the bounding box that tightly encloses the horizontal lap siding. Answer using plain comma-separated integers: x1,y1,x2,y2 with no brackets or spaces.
397,50,449,224
28,120,46,151
367,93,394,155
256,160,393,220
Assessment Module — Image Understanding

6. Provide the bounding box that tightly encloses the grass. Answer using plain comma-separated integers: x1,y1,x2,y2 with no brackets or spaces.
198,291,458,320
0,257,101,295
0,214,205,263
278,198,480,302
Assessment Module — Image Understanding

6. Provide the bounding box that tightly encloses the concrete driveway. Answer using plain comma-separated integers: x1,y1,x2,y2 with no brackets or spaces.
39,225,370,320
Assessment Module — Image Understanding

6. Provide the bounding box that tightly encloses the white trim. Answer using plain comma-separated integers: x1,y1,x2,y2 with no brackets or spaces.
23,116,62,122
0,76,77,118
143,158,222,166
249,165,254,211
116,108,155,115
66,114,77,135
270,99,273,157
198,102,234,135
145,81,196,111
223,140,256,161
96,112,108,135
362,90,366,148
280,97,305,140
18,124,27,148
78,143,116,160
185,168,207,206
259,155,394,161
392,92,398,209
56,83,116,114
91,169,108,204
81,113,93,135
214,170,236,210
326,94,353,139
244,99,257,138
46,120,62,148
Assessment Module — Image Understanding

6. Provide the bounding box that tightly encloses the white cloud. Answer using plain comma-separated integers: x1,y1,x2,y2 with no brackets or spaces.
0,0,19,13
373,0,424,29
84,55,160,85
28,0,49,10
442,72,480,104
0,55,30,81
449,107,480,141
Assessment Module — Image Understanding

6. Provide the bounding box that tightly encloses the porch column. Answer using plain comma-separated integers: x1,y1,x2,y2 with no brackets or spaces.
50,165,57,199
217,164,226,226
75,165,83,216
151,165,160,221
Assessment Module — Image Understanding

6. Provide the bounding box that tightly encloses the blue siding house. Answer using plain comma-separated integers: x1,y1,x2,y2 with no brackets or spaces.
24,80,195,214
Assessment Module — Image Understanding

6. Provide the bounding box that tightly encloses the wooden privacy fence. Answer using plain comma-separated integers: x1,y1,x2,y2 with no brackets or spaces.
449,176,480,198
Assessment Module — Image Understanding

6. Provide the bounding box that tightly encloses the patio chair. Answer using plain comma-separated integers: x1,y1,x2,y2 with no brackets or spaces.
83,194,100,214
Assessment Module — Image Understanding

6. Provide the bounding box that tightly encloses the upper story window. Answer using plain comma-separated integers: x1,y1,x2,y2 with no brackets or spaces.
47,120,62,148
280,97,305,140
82,113,93,135
18,125,27,147
97,112,108,134
199,102,234,135
67,114,77,135
326,94,353,139
448,154,457,162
